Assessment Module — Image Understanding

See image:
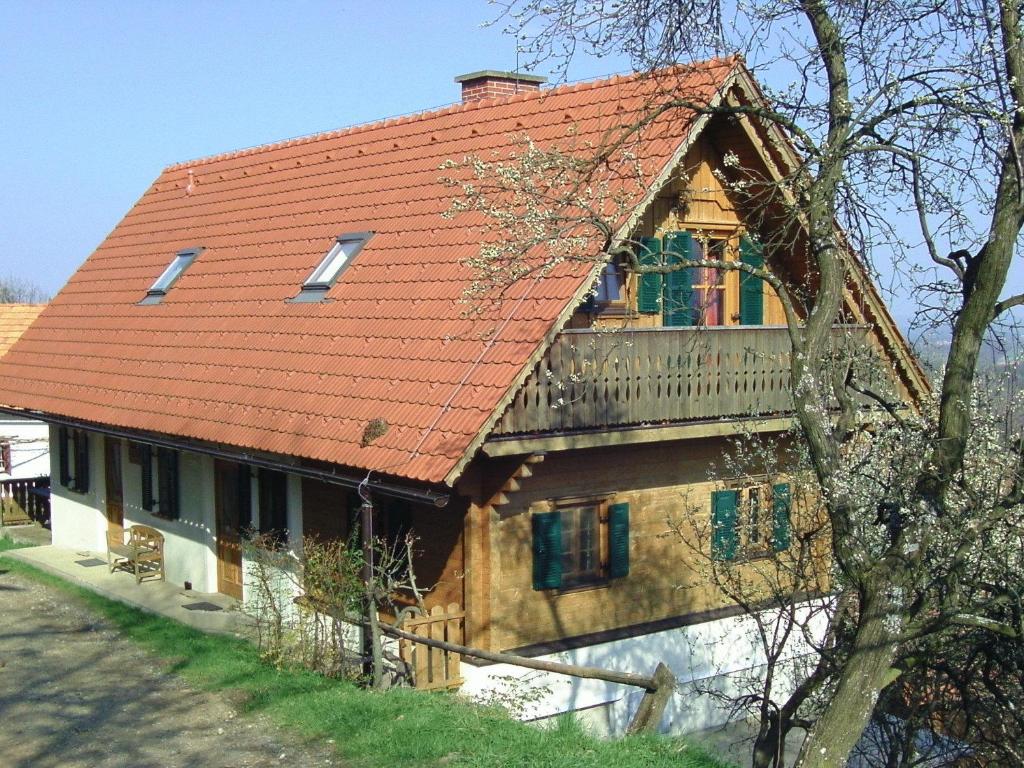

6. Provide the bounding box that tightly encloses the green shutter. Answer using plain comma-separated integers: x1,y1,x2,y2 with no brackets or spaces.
663,231,696,326
608,502,630,579
140,444,154,511
73,431,90,493
158,448,179,520
637,237,663,313
711,490,739,561
58,426,71,488
532,511,563,590
772,483,792,551
739,235,765,325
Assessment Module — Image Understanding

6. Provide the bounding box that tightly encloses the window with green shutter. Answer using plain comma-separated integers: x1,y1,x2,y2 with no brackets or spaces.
259,468,289,547
532,498,630,590
608,502,630,579
712,490,739,561
663,231,696,326
157,448,180,520
637,237,663,313
772,483,792,552
58,427,90,494
739,235,765,325
140,444,155,511
532,510,563,590
72,430,89,493
715,481,793,560
58,426,71,488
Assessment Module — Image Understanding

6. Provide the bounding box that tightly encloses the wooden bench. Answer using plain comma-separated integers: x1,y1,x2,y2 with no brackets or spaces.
107,525,165,583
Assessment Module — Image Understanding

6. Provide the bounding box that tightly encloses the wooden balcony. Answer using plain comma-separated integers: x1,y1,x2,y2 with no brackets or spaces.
494,325,886,436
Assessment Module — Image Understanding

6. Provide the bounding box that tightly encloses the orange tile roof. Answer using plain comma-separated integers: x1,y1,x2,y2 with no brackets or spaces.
0,60,737,485
0,304,45,359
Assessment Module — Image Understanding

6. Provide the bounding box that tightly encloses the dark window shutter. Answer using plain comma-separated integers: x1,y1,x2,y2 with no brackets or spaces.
772,483,792,552
608,502,630,579
637,237,663,313
532,511,563,590
259,469,289,544
140,444,154,511
711,490,739,561
1,442,11,474
663,231,696,326
236,464,252,529
58,426,71,488
72,431,89,493
739,235,765,325
157,448,179,520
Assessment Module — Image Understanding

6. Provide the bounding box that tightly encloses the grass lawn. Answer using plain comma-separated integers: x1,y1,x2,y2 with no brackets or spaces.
0,535,732,768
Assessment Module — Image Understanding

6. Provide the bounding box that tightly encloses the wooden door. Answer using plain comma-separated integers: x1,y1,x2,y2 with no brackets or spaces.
103,437,124,536
214,459,246,599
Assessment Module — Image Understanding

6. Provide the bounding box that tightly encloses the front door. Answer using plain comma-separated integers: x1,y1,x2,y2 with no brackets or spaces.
214,459,246,599
103,437,124,537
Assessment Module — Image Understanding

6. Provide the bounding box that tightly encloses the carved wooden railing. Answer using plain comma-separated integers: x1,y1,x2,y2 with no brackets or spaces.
495,325,889,436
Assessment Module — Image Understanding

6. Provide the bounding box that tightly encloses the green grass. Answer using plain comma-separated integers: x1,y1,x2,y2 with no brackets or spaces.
0,548,731,768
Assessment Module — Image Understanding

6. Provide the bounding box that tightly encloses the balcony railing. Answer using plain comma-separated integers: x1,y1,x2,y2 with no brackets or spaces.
494,325,887,436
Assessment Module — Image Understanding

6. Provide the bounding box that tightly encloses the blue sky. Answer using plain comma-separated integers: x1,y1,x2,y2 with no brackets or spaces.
0,1,629,299
2,2,1014,334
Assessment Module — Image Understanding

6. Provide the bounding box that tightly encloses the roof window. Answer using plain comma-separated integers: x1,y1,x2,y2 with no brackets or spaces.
292,232,371,302
139,247,202,305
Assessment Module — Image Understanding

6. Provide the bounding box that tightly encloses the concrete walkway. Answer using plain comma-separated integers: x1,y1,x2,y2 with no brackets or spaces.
2,533,254,638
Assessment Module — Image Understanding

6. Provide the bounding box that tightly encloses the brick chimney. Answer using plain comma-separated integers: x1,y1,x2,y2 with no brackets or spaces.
454,70,547,103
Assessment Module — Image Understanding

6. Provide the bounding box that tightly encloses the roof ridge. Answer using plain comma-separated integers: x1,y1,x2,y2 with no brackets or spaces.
164,57,737,173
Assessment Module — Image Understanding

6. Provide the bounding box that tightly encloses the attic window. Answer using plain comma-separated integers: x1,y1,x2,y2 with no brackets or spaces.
140,247,202,305
292,232,372,302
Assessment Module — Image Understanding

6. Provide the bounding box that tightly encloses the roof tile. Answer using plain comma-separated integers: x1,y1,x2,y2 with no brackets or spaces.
0,60,736,484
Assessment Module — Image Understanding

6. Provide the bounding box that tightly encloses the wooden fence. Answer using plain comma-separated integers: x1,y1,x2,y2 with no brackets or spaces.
0,475,50,527
398,603,465,691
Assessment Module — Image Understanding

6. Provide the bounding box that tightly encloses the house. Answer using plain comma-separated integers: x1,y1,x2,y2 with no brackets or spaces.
0,60,926,732
0,303,50,525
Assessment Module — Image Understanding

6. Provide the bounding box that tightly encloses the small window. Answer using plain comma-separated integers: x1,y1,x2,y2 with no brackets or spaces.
139,444,180,520
532,498,629,590
712,482,791,561
292,232,372,302
140,248,202,305
0,441,11,474
258,468,289,546
58,427,90,493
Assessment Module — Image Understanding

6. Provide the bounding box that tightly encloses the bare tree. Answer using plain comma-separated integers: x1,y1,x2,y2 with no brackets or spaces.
0,274,46,304
442,2,1024,765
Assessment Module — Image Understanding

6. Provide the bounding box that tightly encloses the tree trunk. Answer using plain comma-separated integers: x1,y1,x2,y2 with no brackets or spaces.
795,601,899,767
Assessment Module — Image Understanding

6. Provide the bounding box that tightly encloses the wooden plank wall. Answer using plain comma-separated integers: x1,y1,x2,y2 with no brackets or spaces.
578,136,787,329
480,436,823,652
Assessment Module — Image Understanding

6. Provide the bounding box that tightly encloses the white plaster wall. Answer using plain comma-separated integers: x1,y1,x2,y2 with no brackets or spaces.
241,471,306,608
0,416,49,480
460,601,829,736
48,425,104,551
119,446,217,591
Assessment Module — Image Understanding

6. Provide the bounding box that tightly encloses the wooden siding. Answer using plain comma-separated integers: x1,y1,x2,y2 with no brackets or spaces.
496,325,889,435
477,438,824,651
575,136,788,330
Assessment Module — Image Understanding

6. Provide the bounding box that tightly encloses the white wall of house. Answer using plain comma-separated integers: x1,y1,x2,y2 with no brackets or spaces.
460,601,828,736
118,445,218,592
0,415,49,480
49,425,103,551
48,425,314,600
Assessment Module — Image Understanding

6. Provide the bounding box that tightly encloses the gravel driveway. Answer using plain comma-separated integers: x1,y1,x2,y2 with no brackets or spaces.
0,563,340,768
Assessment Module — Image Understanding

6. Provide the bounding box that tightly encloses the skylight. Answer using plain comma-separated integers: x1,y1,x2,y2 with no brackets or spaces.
292,232,371,302
140,247,202,305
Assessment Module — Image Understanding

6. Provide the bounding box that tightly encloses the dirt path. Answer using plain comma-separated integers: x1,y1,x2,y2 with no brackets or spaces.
0,564,340,768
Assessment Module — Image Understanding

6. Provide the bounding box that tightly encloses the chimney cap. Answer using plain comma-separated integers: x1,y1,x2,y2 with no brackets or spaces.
454,70,547,85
